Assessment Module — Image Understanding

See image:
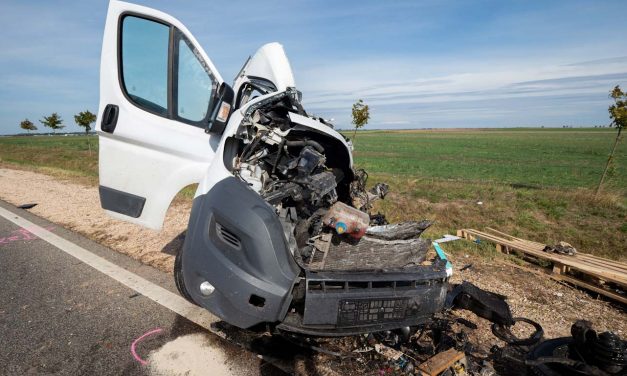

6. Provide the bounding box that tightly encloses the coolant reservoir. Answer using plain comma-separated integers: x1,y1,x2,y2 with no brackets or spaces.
322,202,370,239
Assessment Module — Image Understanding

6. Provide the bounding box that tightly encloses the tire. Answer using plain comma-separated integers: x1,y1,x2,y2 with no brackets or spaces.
174,239,196,304
526,337,589,376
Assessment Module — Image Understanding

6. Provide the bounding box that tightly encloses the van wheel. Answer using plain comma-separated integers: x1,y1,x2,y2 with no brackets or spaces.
174,244,196,304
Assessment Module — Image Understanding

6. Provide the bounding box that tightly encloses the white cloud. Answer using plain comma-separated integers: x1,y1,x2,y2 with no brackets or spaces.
297,55,627,127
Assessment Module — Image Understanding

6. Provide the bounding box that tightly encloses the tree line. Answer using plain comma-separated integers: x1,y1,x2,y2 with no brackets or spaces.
19,110,97,154
20,110,96,136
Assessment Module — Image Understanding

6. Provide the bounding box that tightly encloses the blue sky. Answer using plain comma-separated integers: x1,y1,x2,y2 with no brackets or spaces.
1,0,626,134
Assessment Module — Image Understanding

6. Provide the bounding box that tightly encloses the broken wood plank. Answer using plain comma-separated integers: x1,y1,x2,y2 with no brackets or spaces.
457,228,627,304
417,348,465,376
550,274,627,305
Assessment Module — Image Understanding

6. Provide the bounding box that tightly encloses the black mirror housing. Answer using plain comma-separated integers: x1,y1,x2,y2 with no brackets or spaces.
206,82,235,135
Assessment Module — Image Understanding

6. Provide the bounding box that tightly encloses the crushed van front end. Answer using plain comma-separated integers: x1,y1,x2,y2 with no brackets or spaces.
177,88,450,335
179,175,449,335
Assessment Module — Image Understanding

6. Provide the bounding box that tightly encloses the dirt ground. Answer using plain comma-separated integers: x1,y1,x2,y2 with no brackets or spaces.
0,168,187,273
0,167,625,357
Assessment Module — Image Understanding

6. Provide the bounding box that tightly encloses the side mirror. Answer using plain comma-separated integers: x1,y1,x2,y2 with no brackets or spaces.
206,82,235,135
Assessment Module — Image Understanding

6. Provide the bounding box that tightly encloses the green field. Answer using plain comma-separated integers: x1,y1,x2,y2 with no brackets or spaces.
0,135,99,183
351,128,626,190
0,129,625,259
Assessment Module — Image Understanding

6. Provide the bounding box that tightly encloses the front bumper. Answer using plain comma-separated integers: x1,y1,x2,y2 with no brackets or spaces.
278,266,449,336
182,177,449,334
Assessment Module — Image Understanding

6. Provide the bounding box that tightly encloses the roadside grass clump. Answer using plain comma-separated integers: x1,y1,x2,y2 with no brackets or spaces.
369,174,625,260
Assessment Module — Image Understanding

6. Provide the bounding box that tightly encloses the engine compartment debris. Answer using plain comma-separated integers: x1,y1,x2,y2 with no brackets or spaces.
230,94,433,272
211,93,452,335
232,101,385,261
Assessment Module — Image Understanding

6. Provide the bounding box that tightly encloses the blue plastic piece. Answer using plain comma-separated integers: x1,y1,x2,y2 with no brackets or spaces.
433,242,453,272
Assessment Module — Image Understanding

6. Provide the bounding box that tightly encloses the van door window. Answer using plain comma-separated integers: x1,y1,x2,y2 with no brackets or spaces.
175,36,217,124
120,16,170,116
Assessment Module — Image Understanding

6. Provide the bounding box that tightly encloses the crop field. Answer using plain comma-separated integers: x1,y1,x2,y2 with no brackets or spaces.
351,128,625,190
0,135,99,184
0,129,625,259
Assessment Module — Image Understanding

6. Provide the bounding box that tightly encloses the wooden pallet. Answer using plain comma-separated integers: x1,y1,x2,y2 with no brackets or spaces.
456,228,627,304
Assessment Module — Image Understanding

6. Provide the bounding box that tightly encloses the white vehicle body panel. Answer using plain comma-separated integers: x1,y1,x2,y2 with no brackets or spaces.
233,43,295,94
97,0,223,230
288,112,353,166
98,0,350,230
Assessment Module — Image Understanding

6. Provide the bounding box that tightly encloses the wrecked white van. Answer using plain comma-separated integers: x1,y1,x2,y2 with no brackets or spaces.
97,0,450,335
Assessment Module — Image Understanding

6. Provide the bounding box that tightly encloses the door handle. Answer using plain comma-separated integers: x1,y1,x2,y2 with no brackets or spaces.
101,104,119,133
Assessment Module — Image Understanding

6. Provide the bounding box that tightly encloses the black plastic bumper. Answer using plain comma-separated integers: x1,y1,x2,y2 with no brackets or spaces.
182,177,449,334
278,267,449,336
181,177,300,329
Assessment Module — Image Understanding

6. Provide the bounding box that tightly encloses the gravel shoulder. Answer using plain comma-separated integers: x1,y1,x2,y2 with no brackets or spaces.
1,167,624,343
0,167,188,273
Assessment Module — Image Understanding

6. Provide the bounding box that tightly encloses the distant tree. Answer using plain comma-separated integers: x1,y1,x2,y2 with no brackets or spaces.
351,99,370,141
596,85,626,195
40,112,64,134
74,110,97,155
20,119,37,134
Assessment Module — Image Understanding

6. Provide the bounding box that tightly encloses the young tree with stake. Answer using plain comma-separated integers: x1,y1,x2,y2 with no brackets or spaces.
74,110,97,155
351,99,370,142
596,85,626,195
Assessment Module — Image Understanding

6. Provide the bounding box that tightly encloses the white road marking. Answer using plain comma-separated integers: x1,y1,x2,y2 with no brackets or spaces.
0,206,216,330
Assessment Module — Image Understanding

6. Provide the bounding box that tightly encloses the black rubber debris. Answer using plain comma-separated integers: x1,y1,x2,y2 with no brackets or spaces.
17,203,37,209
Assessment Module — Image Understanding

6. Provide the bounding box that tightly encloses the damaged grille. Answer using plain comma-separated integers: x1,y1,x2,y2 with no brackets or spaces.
338,298,408,325
307,280,430,291
303,273,447,328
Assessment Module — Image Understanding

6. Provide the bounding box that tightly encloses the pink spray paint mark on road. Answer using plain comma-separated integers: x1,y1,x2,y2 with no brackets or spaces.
0,226,55,246
131,328,164,366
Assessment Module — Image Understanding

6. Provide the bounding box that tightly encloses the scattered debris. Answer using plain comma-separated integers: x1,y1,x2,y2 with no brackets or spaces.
183,279,623,375
349,169,389,212
460,264,473,272
526,320,627,376
434,234,462,243
492,317,544,346
445,281,514,326
418,348,467,376
543,241,577,256
366,220,432,240
17,203,37,209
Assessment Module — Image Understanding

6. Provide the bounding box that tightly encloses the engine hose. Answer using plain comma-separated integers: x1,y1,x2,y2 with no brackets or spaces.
272,139,285,175
285,140,325,153
241,136,261,161
492,317,544,346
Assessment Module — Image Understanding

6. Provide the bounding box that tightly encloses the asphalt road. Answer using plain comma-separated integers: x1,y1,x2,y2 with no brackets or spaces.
0,200,274,375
